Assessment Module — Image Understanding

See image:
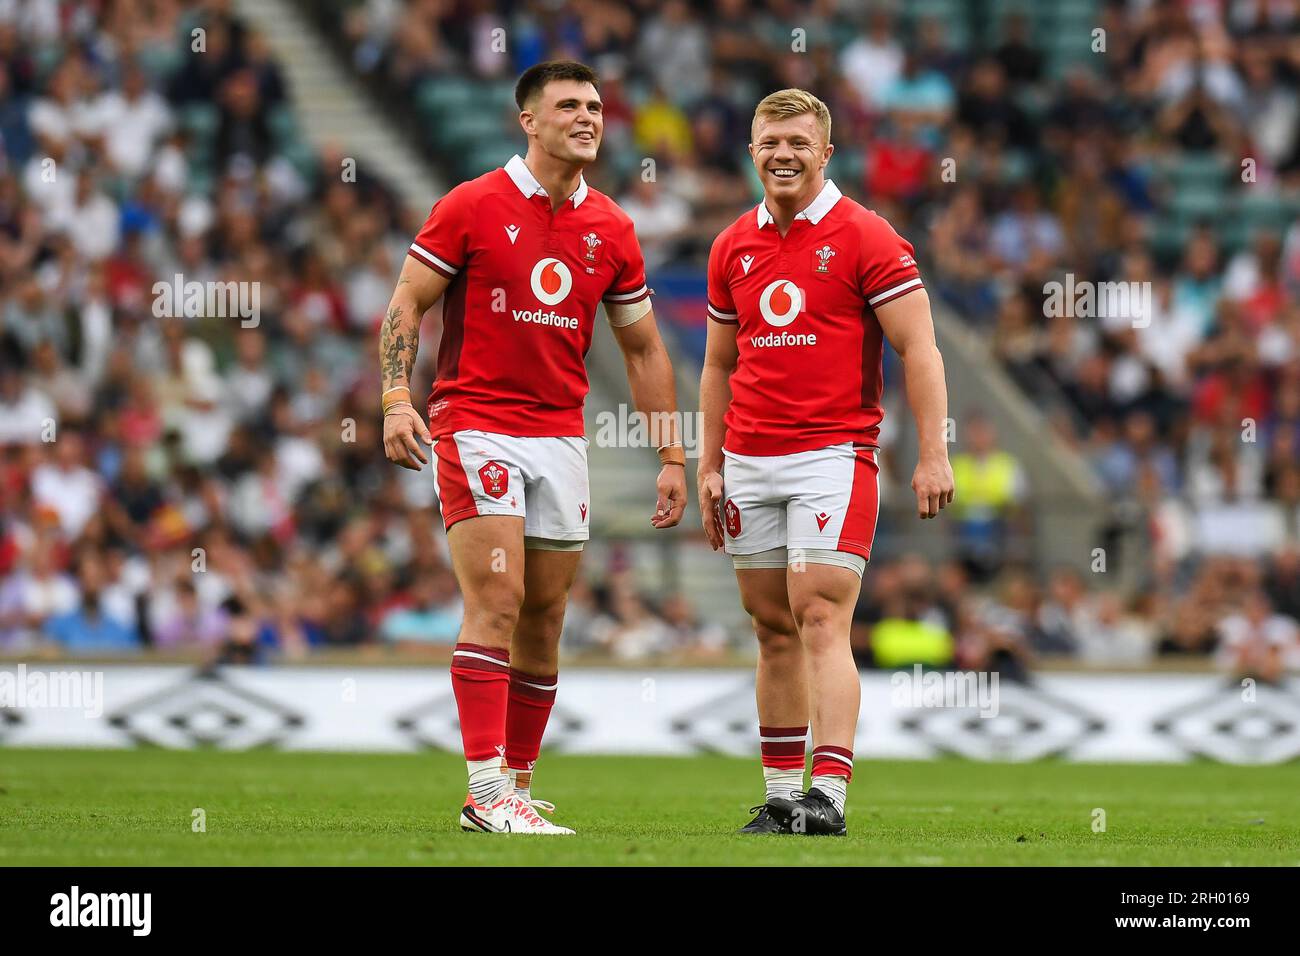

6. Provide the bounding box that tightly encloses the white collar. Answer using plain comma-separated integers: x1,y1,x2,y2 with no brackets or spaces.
756,179,842,228
505,154,589,207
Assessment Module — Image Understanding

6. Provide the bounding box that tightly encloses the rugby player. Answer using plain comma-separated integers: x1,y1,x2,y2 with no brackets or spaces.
380,61,687,834
698,89,954,836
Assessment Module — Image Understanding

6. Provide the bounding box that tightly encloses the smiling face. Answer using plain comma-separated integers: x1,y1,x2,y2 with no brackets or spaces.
521,78,603,166
749,111,833,208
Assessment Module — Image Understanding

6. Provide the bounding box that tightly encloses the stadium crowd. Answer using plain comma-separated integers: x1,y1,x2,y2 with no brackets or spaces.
1,0,1298,677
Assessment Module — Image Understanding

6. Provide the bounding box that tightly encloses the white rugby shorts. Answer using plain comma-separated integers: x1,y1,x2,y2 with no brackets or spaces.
432,429,590,545
721,442,880,561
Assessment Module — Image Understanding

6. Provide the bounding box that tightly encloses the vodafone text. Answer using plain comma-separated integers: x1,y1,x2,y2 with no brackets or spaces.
512,308,579,329
750,331,817,348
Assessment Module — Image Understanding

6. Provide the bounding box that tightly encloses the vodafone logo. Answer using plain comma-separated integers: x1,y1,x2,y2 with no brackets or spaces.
530,258,573,305
758,280,803,327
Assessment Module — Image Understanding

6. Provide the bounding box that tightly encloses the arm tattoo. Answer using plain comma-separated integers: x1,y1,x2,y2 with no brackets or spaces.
379,304,419,390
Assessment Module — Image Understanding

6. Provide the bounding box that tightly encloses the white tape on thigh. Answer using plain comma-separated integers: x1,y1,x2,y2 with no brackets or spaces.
523,536,585,552
792,548,866,576
731,547,788,569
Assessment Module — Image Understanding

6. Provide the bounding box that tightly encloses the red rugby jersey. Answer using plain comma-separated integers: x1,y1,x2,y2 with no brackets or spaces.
409,154,649,437
707,180,924,456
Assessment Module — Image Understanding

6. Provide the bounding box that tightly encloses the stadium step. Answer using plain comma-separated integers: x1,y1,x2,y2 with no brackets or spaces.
230,0,445,215
580,310,748,633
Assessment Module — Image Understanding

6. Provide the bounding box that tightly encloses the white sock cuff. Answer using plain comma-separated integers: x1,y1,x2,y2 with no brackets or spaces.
810,773,848,814
763,766,805,802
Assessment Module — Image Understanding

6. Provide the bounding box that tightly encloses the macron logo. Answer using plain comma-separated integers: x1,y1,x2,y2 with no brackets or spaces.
50,886,151,936
505,225,520,245
740,255,754,274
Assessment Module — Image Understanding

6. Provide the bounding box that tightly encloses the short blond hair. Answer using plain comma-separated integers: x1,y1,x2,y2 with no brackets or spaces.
751,88,832,143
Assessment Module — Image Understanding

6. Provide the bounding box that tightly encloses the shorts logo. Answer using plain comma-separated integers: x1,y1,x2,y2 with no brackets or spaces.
530,258,573,306
813,244,837,273
478,460,509,499
758,279,803,327
724,499,742,538
815,511,831,532
579,502,588,521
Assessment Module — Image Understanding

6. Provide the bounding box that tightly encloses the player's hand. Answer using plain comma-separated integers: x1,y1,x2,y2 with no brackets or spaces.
652,464,687,529
383,404,433,471
697,468,725,550
912,453,954,519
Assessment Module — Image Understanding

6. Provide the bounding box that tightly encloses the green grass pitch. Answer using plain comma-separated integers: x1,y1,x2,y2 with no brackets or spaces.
1,748,1298,866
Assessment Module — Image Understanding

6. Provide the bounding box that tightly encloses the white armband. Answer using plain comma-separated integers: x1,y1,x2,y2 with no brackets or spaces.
605,296,652,327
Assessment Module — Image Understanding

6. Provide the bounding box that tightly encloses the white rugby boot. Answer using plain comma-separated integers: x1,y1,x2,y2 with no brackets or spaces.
504,793,575,835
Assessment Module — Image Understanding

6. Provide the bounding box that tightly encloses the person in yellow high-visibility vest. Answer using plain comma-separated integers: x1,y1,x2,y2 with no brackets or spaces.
948,412,1027,581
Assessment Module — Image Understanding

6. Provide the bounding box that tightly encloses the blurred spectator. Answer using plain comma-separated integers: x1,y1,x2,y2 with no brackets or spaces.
0,366,55,445
379,568,463,644
0,537,77,649
637,0,709,104
839,9,902,110
994,12,1042,85
855,554,955,669
1072,590,1154,666
1036,566,1087,658
1263,545,1300,620
589,579,674,661
948,412,1028,581
30,432,102,539
660,593,729,660
152,580,228,649
1215,589,1298,684
618,176,690,272
98,63,173,178
1156,596,1219,658
42,551,138,652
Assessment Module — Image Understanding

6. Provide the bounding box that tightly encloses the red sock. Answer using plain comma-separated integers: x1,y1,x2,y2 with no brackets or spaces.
759,725,809,771
505,668,557,787
450,642,510,762
811,745,854,782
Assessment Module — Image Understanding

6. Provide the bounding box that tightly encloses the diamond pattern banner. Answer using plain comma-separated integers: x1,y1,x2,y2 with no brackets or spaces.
1,665,1297,764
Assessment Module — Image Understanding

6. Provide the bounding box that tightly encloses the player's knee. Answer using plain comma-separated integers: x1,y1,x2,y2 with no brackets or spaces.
791,597,845,644
518,593,567,640
752,616,800,658
466,606,521,642
463,588,525,640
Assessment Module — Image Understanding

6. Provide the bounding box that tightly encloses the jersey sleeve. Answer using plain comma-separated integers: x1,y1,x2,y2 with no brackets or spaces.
408,183,474,279
858,213,924,310
603,217,650,306
706,234,737,324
